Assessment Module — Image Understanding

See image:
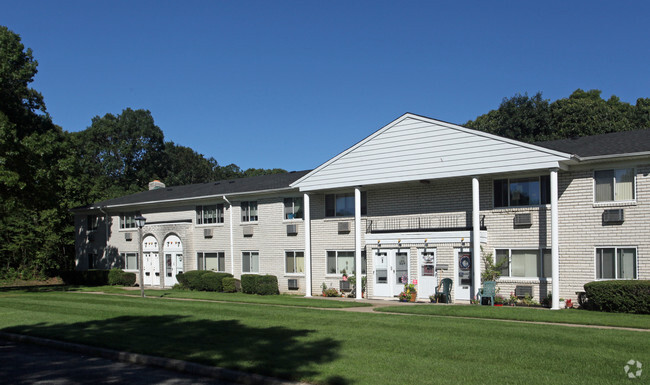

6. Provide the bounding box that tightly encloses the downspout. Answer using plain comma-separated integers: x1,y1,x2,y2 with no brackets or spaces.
99,206,109,263
223,195,235,276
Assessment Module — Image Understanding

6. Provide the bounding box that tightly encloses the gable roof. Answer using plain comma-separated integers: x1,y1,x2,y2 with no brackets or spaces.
79,170,311,210
535,128,650,159
291,113,571,191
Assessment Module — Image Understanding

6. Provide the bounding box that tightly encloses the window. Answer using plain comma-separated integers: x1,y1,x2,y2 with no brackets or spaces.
327,250,366,275
241,201,258,222
285,251,305,274
119,212,140,229
87,215,99,231
494,176,550,207
596,247,636,279
197,252,225,271
284,198,303,220
325,192,367,217
88,253,96,269
242,251,259,273
594,168,635,202
120,252,139,270
196,204,224,224
495,249,551,278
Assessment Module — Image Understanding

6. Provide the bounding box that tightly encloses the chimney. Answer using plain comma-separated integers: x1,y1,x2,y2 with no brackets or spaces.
149,180,166,190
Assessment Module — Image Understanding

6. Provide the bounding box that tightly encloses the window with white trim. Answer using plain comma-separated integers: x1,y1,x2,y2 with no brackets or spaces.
325,192,367,217
196,204,224,224
326,251,366,275
594,168,635,203
120,252,139,270
242,251,259,273
283,198,303,220
494,176,550,207
495,249,551,278
596,247,637,279
241,201,258,222
197,252,225,271
285,251,304,274
119,212,140,229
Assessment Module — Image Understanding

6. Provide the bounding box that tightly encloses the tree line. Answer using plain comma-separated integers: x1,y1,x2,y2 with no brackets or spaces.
2,24,649,279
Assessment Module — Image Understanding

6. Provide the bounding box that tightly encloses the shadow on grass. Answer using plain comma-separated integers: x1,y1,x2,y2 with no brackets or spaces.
0,284,69,293
6,315,349,384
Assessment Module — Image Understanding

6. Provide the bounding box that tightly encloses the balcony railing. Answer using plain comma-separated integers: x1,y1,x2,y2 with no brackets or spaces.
366,214,485,233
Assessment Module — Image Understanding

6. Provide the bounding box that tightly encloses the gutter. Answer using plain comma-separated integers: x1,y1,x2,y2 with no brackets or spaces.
222,195,235,277
572,151,650,162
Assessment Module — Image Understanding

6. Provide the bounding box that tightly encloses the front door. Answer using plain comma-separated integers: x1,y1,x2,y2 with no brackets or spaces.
142,235,159,286
418,249,437,299
454,248,472,300
373,249,410,298
163,235,183,287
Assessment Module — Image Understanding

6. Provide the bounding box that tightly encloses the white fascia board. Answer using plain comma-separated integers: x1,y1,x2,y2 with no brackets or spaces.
365,230,488,244
575,151,650,162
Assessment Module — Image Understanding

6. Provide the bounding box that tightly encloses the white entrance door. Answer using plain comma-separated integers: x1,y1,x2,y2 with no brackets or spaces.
142,236,159,286
454,248,473,300
373,249,410,298
418,249,437,299
163,235,183,287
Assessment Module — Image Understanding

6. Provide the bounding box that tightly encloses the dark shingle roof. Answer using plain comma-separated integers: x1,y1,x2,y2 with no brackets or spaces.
83,170,312,209
535,128,650,158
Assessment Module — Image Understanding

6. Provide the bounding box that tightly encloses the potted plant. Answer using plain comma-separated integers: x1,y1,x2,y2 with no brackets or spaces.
494,295,505,306
429,294,437,303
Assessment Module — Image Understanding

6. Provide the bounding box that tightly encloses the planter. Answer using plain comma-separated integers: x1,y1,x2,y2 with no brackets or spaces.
410,293,417,302
494,304,503,307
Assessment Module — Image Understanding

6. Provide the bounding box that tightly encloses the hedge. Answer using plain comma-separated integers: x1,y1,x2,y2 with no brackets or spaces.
108,268,136,286
176,270,233,291
59,270,110,286
583,280,650,314
241,274,279,295
222,277,241,293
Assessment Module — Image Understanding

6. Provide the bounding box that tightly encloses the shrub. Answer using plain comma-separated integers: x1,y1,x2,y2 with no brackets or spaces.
178,270,210,290
241,274,257,294
256,275,279,295
584,280,650,314
200,272,221,291
324,288,340,297
222,277,240,293
176,271,234,291
59,270,110,286
212,272,234,292
108,269,136,286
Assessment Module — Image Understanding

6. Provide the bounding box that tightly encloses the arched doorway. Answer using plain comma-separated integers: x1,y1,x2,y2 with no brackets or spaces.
142,235,159,286
163,234,183,287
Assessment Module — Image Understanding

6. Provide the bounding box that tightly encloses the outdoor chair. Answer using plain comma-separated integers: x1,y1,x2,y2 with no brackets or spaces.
479,281,496,306
435,278,453,303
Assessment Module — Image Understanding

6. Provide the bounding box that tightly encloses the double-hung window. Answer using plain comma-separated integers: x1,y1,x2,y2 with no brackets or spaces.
119,212,139,229
242,251,259,273
285,251,305,274
241,201,258,222
494,176,550,207
326,251,366,275
594,168,635,203
284,198,303,220
325,192,367,217
197,252,225,271
120,252,139,270
196,204,224,224
596,247,637,279
495,249,551,278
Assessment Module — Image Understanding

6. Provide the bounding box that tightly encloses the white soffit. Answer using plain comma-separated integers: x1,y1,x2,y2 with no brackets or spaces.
292,113,571,191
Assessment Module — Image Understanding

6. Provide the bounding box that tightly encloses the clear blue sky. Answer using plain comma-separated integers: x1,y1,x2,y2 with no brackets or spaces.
3,1,649,172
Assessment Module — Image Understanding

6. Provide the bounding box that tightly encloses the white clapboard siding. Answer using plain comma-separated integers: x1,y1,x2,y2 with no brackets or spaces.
292,113,571,191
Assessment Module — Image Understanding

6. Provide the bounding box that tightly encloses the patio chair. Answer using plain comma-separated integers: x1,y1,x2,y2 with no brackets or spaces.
479,281,496,306
435,278,453,303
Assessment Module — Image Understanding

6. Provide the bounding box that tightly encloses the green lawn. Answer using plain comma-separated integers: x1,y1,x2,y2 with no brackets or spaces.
376,304,650,329
0,292,648,384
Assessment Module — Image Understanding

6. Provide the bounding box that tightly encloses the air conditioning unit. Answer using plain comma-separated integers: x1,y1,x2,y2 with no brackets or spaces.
124,232,133,241
338,221,351,233
514,213,532,226
243,226,254,237
603,209,624,223
204,228,213,238
288,279,298,290
286,224,297,235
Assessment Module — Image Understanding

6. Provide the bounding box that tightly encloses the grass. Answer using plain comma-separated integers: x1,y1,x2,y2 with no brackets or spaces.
376,304,650,329
0,291,648,384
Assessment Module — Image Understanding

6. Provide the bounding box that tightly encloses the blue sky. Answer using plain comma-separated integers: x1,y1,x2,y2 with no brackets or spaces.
3,1,649,172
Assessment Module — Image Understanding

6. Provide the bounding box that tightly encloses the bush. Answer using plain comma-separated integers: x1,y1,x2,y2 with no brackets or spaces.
200,273,221,291
59,270,110,286
324,288,340,297
584,280,650,314
222,277,240,293
108,269,136,286
241,274,257,294
176,270,233,291
240,274,279,295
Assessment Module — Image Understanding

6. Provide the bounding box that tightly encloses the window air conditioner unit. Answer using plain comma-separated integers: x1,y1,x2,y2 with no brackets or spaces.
514,213,532,226
286,224,297,235
288,279,298,290
204,228,213,238
603,209,624,223
124,232,133,241
243,226,254,237
338,221,351,233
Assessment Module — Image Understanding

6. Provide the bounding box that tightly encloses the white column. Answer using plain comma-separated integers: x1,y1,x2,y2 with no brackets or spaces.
223,196,235,277
472,177,481,300
551,169,560,310
355,188,363,299
304,193,312,297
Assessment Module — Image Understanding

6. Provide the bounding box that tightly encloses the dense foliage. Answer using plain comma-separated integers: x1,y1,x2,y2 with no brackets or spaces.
176,270,234,292
241,274,279,295
583,280,650,314
107,268,136,286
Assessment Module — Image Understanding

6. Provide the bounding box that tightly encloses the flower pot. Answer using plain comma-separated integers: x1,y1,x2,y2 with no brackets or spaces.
494,304,503,307
410,293,417,302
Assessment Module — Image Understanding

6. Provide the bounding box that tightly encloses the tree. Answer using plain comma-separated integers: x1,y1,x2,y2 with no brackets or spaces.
163,142,220,186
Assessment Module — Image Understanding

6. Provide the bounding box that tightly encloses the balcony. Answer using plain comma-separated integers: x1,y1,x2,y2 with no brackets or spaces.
366,214,486,234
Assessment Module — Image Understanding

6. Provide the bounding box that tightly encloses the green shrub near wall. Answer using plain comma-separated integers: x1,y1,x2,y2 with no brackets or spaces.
241,274,257,294
60,270,110,286
584,280,650,314
176,271,234,291
222,277,240,293
108,268,136,286
240,274,279,295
